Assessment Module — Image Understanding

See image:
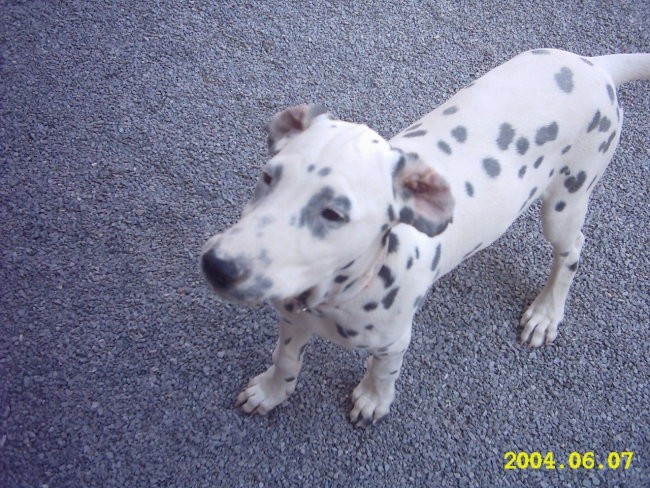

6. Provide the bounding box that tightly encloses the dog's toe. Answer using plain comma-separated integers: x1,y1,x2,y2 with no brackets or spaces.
520,299,562,347
349,379,393,427
236,367,293,415
352,414,374,429
520,313,560,347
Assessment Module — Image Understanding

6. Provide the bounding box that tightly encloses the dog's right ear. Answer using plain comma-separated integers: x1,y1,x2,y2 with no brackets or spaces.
267,104,329,155
392,151,455,237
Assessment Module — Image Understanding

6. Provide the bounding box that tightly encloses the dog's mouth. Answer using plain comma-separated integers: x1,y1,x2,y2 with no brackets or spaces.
202,247,321,307
275,288,316,313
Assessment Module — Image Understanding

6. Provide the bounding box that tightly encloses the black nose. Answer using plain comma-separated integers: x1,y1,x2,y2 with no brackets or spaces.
201,251,245,289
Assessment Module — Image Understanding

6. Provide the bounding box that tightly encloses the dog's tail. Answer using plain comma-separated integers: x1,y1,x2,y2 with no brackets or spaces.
590,53,650,86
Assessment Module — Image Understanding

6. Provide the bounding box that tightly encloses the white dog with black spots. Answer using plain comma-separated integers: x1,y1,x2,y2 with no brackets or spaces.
202,49,649,427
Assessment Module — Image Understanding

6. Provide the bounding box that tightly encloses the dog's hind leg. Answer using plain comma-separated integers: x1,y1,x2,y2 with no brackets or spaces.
520,192,591,347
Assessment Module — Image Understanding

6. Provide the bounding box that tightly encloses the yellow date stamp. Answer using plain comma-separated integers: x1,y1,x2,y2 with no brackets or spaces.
504,451,634,471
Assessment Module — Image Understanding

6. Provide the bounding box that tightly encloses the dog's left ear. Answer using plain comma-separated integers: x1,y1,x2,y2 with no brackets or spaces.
267,104,329,155
392,151,455,237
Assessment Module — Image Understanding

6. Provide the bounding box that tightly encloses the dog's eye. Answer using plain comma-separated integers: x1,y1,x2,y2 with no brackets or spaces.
321,208,347,222
262,172,273,185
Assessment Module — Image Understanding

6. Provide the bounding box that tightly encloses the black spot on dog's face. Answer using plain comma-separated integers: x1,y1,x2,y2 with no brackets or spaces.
251,165,283,205
299,187,351,239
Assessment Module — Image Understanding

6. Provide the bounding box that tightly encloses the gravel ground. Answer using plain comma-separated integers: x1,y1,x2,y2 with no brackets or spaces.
1,1,649,487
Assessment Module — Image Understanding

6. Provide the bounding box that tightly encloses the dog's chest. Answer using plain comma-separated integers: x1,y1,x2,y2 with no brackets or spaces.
279,232,437,350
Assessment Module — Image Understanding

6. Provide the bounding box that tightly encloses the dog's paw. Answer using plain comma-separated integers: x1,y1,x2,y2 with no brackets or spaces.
235,366,296,415
520,297,562,347
349,376,395,428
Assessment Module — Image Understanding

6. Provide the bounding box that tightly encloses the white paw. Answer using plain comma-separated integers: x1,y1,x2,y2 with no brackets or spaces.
235,366,296,415
520,297,563,347
349,376,395,428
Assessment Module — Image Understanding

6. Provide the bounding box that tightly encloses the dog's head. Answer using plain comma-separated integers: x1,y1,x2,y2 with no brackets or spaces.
201,104,454,304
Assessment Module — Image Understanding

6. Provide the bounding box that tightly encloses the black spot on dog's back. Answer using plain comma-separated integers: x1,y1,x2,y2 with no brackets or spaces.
497,123,515,150
554,67,574,93
482,158,501,178
535,122,558,145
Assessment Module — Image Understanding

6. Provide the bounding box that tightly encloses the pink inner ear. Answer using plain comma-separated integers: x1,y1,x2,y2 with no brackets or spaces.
403,169,454,216
405,178,436,195
287,105,307,130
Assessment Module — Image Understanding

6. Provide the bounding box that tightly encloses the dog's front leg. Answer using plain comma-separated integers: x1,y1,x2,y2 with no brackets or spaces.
350,333,411,428
236,319,311,415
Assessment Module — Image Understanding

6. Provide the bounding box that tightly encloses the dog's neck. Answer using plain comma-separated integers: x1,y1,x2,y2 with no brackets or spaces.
288,232,389,313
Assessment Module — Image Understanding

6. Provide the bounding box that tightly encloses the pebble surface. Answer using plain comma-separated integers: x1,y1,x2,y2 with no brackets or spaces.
1,1,648,487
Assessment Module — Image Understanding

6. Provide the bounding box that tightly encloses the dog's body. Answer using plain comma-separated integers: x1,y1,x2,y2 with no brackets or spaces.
202,49,650,426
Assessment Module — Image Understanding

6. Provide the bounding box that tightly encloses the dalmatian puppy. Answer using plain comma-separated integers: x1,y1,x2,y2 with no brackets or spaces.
201,49,649,427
